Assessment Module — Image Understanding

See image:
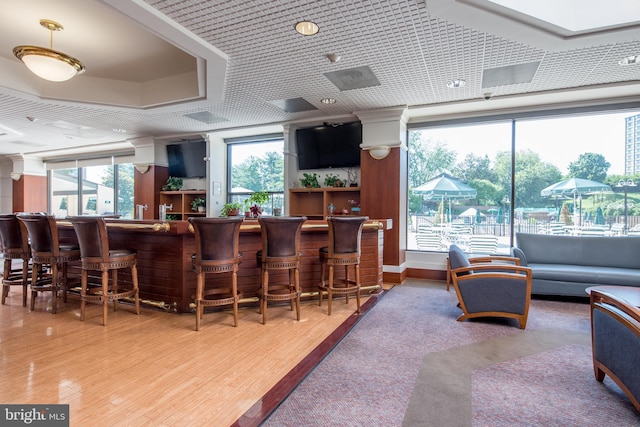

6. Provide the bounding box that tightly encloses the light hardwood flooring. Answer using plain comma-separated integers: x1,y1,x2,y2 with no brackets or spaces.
0,288,371,426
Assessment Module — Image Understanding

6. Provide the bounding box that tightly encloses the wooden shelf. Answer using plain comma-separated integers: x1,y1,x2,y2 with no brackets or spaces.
159,190,206,219
289,187,360,218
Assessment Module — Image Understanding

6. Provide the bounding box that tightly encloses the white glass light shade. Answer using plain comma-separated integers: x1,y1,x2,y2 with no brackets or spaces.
13,46,85,82
368,146,391,160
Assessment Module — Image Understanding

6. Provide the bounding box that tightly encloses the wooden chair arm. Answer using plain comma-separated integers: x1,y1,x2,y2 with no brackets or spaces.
468,255,520,265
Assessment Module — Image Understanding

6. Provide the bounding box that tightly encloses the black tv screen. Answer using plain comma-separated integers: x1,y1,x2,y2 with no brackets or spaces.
167,140,207,178
296,121,362,170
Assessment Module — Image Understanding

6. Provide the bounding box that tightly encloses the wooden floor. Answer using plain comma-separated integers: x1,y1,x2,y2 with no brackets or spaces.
0,287,378,426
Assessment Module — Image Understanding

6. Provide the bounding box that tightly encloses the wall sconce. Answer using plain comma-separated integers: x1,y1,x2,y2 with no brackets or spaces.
368,146,391,160
134,163,151,174
10,172,22,181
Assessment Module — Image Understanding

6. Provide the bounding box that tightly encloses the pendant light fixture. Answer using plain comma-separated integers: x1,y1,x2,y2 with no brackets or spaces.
13,19,85,82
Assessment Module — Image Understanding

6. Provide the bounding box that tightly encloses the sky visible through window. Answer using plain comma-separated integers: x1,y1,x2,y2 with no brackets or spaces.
421,111,631,176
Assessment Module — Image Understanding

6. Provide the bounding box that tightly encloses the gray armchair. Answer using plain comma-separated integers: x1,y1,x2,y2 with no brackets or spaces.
590,289,640,411
448,244,532,329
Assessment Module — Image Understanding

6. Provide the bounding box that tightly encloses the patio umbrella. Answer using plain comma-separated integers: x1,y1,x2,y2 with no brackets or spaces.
541,178,611,226
414,173,477,223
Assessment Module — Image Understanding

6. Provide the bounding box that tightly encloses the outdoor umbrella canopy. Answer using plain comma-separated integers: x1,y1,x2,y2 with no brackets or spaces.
414,173,477,199
540,178,611,197
541,178,611,227
414,174,477,224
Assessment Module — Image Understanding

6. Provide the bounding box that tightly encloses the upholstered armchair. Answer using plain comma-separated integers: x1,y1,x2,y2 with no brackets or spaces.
590,288,640,411
448,244,532,329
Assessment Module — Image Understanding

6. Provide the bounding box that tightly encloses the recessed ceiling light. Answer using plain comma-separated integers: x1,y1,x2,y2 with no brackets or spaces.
619,55,640,65
321,98,336,104
112,128,127,133
295,21,319,36
447,79,467,88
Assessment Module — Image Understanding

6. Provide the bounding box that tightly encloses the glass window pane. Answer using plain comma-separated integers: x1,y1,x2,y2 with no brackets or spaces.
228,139,284,214
50,168,79,218
514,112,632,235
408,122,512,254
117,163,135,219
82,165,114,216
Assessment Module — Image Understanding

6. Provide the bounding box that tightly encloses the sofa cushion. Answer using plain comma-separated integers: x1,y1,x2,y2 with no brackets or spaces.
516,233,640,269
528,263,640,287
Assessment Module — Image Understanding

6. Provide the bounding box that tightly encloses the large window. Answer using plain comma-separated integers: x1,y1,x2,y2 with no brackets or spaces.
49,158,135,218
227,135,284,215
408,109,640,254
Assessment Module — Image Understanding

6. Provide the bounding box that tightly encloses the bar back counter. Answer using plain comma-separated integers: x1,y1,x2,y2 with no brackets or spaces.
57,218,389,313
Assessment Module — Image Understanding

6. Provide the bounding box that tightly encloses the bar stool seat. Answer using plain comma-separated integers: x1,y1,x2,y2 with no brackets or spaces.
68,216,140,326
319,216,368,315
18,214,80,314
0,214,31,306
189,216,243,331
256,216,306,324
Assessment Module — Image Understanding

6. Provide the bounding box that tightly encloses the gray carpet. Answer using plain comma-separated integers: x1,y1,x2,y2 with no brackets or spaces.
403,329,590,426
263,281,639,426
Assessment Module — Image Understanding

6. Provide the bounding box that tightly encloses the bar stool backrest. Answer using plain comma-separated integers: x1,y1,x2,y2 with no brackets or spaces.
18,214,61,257
67,216,109,261
258,216,307,261
189,217,243,263
0,214,29,257
328,216,369,255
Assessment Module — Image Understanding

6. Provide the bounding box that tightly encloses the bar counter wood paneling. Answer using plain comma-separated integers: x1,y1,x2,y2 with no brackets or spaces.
57,218,389,313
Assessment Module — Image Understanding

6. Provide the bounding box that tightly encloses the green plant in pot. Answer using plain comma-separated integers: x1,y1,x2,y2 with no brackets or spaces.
190,197,206,213
162,176,183,191
245,190,269,217
300,172,320,188
323,173,343,187
221,201,243,217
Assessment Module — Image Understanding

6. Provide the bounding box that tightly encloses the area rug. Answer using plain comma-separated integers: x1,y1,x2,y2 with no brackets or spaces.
262,281,640,427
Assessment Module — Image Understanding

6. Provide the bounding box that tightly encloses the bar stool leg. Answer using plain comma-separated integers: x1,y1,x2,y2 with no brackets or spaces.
101,270,109,326
195,272,204,331
80,269,88,321
355,264,361,313
261,268,269,325
344,265,350,304
112,269,119,312
50,263,59,314
294,267,301,321
232,269,238,327
328,264,334,316
132,264,140,315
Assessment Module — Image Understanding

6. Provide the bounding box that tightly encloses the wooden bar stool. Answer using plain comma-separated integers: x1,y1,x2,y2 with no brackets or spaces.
68,216,140,326
319,216,368,315
18,214,80,314
189,217,243,331
0,214,31,306
256,216,306,324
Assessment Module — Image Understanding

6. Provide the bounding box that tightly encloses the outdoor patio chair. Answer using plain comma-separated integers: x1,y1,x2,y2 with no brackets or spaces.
448,244,532,329
467,235,499,254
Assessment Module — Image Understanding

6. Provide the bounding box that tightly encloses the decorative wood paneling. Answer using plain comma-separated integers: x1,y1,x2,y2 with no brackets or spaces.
58,220,385,313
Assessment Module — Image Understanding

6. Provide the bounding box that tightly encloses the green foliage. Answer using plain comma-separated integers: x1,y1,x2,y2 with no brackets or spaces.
162,176,183,191
323,173,343,187
101,164,134,218
560,202,573,225
568,153,610,182
408,133,456,189
190,197,206,211
300,173,320,188
231,151,284,192
221,202,242,216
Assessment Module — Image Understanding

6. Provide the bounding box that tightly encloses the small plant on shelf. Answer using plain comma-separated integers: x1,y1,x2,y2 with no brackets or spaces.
221,202,243,217
244,191,269,217
162,176,183,191
323,173,344,187
190,197,206,212
300,172,320,188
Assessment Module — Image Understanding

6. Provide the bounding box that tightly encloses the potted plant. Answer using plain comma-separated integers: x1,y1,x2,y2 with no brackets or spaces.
323,173,343,187
221,201,243,217
190,197,206,213
245,190,269,217
162,176,183,191
300,173,320,188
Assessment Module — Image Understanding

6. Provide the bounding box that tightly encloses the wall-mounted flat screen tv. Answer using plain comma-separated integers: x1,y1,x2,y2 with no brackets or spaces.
166,140,207,178
296,121,362,170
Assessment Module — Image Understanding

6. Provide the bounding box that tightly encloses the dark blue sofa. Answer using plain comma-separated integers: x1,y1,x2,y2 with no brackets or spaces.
514,233,640,297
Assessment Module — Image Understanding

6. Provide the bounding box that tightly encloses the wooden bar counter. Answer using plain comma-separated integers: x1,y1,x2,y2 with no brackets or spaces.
57,218,389,313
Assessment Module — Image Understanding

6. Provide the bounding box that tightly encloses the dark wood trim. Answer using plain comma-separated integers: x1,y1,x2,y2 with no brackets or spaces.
406,267,446,282
231,289,386,427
